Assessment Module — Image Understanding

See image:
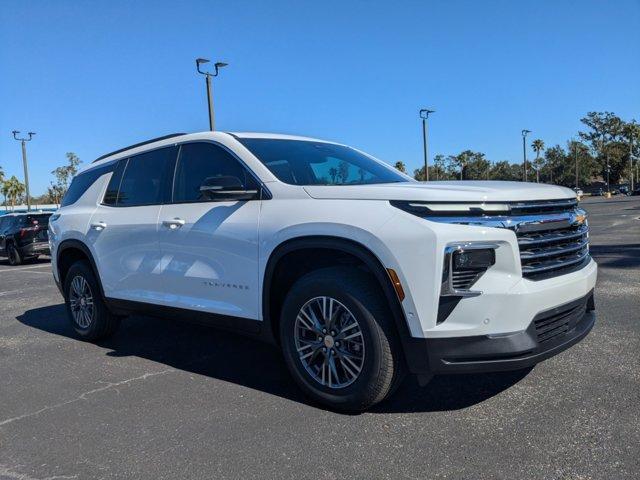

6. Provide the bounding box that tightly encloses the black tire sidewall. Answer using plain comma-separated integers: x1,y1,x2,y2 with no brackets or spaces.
8,244,22,266
280,268,396,410
63,261,110,340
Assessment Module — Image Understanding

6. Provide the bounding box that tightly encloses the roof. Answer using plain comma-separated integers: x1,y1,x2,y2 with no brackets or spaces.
228,132,333,143
92,133,186,163
89,131,338,168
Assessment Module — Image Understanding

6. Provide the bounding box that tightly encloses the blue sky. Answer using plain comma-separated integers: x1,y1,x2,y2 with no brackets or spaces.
1,0,639,195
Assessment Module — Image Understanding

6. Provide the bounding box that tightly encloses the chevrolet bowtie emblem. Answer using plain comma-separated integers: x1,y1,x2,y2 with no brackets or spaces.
574,213,587,225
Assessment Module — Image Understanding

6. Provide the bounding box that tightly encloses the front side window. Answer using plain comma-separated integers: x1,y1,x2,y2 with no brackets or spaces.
238,138,408,186
173,142,258,203
117,147,176,207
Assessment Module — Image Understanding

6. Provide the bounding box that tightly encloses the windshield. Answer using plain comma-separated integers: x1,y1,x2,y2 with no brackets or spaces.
238,138,409,186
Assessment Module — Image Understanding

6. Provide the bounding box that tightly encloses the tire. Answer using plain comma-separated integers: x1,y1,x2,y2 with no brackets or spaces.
279,266,406,412
7,243,23,266
63,260,121,341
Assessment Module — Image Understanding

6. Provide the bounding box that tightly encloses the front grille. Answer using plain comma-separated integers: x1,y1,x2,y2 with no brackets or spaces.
509,198,579,215
451,269,484,290
509,200,590,280
392,197,591,281
518,224,589,279
533,294,591,344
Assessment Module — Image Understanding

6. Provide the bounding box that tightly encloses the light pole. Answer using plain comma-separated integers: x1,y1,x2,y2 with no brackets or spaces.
12,130,35,211
629,122,636,191
419,109,435,181
573,139,579,189
521,129,531,182
196,58,228,131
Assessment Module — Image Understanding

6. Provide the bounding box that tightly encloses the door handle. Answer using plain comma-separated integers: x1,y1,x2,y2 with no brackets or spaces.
90,221,107,231
162,218,186,230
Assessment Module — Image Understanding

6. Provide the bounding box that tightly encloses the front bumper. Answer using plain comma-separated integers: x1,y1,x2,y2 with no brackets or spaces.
404,290,595,374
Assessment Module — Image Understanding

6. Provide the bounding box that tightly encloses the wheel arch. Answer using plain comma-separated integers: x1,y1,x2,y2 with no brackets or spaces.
56,239,106,298
262,235,413,350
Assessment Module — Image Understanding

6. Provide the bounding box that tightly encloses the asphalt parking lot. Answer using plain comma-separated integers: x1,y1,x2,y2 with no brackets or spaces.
0,196,638,480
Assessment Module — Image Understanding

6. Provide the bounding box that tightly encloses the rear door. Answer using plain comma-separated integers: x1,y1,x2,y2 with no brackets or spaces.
88,146,177,303
156,142,262,320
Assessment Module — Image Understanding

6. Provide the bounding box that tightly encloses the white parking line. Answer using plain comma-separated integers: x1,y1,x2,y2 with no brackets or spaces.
0,288,28,297
0,264,52,273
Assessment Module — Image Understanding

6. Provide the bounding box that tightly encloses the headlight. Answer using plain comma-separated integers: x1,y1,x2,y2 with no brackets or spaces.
441,243,497,298
390,200,510,218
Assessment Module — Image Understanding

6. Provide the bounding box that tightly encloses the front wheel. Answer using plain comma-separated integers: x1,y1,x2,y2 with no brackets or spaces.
63,260,121,341
279,267,405,412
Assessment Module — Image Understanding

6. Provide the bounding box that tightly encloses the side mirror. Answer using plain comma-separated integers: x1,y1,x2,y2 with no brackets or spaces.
199,176,259,201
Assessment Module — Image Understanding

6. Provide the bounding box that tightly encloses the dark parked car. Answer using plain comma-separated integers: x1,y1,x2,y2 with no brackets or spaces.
0,212,52,265
631,188,640,196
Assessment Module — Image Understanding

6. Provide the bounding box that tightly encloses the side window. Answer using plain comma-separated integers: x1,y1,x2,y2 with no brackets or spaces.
0,217,7,233
117,147,177,207
61,162,115,207
102,158,128,206
173,142,259,203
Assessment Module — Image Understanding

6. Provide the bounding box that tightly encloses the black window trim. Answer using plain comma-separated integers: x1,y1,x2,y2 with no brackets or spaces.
99,144,177,208
98,140,272,209
61,160,118,208
168,140,271,205
100,157,129,207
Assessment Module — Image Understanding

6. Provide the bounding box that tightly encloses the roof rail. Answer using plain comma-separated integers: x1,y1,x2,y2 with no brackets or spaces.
92,133,187,163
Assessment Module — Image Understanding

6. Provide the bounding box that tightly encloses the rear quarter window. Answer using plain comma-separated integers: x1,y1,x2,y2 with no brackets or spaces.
61,163,115,207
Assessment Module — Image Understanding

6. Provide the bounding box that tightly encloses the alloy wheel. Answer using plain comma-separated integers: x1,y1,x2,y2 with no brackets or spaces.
294,296,365,389
69,275,94,328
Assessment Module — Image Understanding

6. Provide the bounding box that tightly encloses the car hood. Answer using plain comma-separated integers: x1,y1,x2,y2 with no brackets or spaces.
303,181,576,202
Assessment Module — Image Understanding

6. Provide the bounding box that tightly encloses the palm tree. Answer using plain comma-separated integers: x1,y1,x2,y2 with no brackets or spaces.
531,139,545,183
5,176,25,210
1,183,7,210
394,161,406,173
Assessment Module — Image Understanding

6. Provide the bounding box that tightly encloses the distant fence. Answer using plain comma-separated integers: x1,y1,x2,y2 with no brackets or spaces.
0,204,59,215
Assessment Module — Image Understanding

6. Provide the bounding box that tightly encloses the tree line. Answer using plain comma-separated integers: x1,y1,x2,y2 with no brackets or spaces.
1,111,638,210
0,153,81,210
395,112,639,188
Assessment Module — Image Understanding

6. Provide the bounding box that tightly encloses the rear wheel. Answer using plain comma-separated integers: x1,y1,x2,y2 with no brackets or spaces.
7,244,23,266
64,260,121,341
279,267,405,412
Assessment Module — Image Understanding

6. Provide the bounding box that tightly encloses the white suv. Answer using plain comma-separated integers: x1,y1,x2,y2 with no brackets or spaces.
49,132,597,411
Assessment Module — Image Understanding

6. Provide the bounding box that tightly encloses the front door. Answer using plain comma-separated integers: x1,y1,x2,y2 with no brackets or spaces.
156,142,262,320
